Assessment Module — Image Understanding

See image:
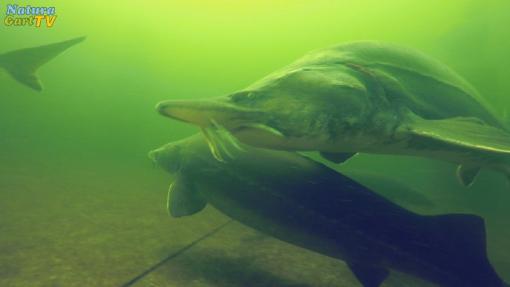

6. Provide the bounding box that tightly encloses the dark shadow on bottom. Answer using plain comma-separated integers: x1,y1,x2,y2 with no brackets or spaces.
169,249,313,287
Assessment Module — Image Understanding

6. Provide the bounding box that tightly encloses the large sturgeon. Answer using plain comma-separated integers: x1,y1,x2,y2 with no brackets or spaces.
156,41,510,186
149,135,508,287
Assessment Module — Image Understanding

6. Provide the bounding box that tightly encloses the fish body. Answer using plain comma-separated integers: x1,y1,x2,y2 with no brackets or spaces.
156,41,510,186
150,135,508,287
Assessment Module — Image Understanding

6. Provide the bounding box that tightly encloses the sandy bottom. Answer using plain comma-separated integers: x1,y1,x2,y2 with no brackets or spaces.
0,154,506,287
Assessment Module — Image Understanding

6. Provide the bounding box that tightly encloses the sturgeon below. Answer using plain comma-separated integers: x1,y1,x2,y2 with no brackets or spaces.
156,41,510,186
149,135,508,287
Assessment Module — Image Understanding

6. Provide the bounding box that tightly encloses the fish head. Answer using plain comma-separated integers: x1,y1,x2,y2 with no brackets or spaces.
157,66,371,151
148,141,184,173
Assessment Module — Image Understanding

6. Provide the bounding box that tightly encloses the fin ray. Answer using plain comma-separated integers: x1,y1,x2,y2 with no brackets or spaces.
402,116,510,155
202,128,226,162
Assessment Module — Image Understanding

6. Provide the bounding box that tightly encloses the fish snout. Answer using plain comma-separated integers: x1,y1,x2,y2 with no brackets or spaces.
156,100,224,127
148,143,183,173
148,149,160,164
155,99,265,128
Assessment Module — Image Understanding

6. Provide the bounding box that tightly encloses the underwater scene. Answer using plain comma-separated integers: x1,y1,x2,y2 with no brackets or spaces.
1,1,510,286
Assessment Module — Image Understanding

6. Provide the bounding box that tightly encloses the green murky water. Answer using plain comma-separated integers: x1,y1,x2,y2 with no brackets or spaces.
1,1,509,286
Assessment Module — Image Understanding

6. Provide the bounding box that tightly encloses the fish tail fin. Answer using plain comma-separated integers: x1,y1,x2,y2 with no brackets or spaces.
429,214,486,259
0,36,85,91
427,214,505,286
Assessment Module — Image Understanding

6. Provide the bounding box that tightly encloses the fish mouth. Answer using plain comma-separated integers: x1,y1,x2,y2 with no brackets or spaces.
155,99,264,162
155,98,287,161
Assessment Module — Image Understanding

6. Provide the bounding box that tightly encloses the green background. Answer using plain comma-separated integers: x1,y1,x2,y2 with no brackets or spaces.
1,1,509,286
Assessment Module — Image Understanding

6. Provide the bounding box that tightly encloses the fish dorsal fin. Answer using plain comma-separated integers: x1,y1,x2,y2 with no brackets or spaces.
0,37,85,91
320,151,356,164
167,175,206,217
400,116,510,155
347,262,389,287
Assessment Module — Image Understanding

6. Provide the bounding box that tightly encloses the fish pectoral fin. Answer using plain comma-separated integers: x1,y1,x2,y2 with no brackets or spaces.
347,262,389,287
456,164,481,187
320,152,356,164
167,175,207,218
402,117,510,155
202,120,246,162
